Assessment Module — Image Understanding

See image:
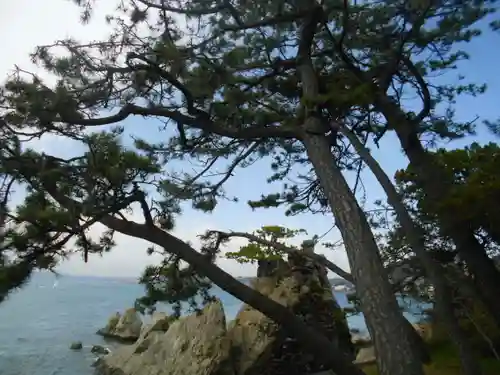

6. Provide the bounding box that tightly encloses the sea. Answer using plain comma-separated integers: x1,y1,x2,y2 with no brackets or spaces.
0,272,427,375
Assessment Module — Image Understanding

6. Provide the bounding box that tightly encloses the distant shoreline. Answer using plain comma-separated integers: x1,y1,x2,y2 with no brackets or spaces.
37,271,355,290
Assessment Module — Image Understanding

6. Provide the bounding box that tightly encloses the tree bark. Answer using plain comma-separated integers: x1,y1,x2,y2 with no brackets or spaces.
337,124,482,375
376,97,500,327
301,127,424,375
294,7,423,373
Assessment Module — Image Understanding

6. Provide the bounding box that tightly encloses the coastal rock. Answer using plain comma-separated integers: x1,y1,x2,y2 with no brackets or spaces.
412,322,433,341
98,312,121,335
256,259,288,278
227,253,354,375
354,346,376,365
70,341,83,350
93,251,354,375
92,345,111,355
138,311,171,341
97,308,143,342
351,333,372,348
95,300,234,375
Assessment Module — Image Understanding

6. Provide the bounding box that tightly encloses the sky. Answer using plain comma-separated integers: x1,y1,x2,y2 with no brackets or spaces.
0,1,499,279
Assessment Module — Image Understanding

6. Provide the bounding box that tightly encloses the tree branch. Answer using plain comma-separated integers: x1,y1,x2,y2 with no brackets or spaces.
208,142,260,193
209,230,354,283
137,0,311,32
39,184,364,375
58,102,297,140
401,56,432,125
2,137,363,374
136,0,227,15
134,183,155,226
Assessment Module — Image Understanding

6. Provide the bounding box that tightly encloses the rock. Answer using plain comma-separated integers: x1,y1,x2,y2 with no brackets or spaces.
97,308,143,343
91,345,111,355
354,346,376,365
95,300,234,375
93,252,355,375
412,322,433,341
342,306,358,314
227,253,355,375
351,334,372,348
138,311,171,341
98,312,121,335
112,308,143,340
69,341,83,350
256,259,288,278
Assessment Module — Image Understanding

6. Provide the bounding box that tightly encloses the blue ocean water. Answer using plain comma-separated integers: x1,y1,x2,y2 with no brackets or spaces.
0,272,426,375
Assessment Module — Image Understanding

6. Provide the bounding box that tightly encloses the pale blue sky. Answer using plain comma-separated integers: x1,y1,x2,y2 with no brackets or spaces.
0,1,498,277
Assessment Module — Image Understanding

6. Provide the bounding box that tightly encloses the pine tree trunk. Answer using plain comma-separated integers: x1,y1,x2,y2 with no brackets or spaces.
377,97,500,327
337,124,482,375
301,124,424,375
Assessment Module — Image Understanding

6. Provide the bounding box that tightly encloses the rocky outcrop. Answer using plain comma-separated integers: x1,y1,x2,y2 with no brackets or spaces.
138,311,171,340
351,333,372,348
94,252,354,375
92,345,111,356
98,312,120,335
70,341,83,350
227,254,354,375
354,346,376,365
412,322,433,341
95,300,234,375
97,308,143,343
256,259,288,278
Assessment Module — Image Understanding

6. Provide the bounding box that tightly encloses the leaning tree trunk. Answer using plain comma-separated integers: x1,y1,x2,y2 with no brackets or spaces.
29,162,368,375
377,97,500,327
296,9,423,372
65,204,368,375
338,124,482,375
301,124,424,375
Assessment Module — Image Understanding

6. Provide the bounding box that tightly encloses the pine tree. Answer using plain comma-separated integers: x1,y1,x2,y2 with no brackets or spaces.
1,0,498,374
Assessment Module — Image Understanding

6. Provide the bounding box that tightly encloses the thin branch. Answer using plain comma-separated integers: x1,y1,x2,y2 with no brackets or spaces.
208,230,354,283
57,102,298,140
401,56,432,124
134,183,155,226
136,0,228,15
210,142,260,193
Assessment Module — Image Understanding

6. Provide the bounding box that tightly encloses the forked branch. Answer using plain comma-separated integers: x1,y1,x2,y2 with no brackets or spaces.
207,229,354,283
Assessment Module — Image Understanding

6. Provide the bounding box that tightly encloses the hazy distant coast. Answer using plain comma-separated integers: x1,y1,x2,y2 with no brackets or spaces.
237,276,355,292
